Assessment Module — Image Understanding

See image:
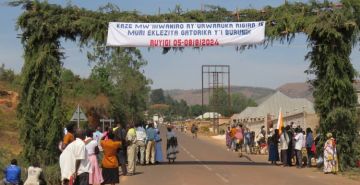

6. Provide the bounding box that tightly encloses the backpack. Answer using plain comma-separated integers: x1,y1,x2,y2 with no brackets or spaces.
191,126,196,133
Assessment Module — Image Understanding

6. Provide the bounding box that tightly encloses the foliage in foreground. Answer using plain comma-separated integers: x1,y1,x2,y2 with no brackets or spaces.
306,1,360,170
10,0,360,170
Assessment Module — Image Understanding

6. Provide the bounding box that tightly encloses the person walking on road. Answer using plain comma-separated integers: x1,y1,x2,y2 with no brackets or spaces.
166,126,178,163
126,124,137,176
92,126,103,163
305,128,314,167
225,127,231,151
230,125,237,151
286,125,295,166
155,129,164,164
85,129,103,185
244,128,252,154
268,129,280,165
279,127,290,167
235,125,244,152
191,124,198,139
323,133,338,174
146,123,156,165
100,131,121,185
135,123,147,165
59,129,91,185
294,128,304,168
113,123,128,176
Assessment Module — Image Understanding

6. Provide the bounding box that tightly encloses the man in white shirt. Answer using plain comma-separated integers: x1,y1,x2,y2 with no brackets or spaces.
279,126,290,166
60,129,91,185
136,124,147,165
294,127,304,168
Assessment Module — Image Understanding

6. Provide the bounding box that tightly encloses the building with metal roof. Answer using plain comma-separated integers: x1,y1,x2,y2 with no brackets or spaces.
231,91,318,135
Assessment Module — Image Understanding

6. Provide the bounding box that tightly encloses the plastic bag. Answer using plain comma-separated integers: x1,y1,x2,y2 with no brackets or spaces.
311,143,316,153
317,156,324,167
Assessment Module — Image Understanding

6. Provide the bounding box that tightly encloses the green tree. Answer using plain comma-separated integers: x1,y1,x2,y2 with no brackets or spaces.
94,48,150,124
17,42,64,165
150,89,166,104
170,99,189,119
305,1,360,170
189,104,205,117
0,64,15,82
209,88,230,116
178,99,189,117
61,68,75,83
231,93,257,114
90,66,113,95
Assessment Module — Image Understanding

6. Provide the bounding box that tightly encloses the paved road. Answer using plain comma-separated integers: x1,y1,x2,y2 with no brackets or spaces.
119,127,357,185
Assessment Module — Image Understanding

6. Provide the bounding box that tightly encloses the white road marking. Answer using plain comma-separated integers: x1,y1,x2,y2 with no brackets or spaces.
215,173,229,183
180,145,187,152
203,164,213,171
180,145,218,178
180,145,190,154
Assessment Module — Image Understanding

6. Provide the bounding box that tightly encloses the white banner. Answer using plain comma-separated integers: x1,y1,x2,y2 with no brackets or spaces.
106,21,265,47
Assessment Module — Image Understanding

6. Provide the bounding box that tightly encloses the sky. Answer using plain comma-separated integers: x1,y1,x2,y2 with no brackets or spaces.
0,0,359,90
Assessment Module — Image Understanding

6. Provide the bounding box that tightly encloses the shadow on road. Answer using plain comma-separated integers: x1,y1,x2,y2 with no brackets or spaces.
159,161,270,166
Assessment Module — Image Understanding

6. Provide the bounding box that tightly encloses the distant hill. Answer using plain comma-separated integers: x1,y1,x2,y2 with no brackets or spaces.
164,83,315,106
276,82,314,102
164,86,276,105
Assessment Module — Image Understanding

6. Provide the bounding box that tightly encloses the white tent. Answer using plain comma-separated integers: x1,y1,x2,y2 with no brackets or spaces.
196,112,222,119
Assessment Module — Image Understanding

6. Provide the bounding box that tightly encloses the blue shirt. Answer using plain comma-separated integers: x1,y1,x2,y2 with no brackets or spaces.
146,128,156,141
4,165,21,183
306,132,314,148
93,131,103,143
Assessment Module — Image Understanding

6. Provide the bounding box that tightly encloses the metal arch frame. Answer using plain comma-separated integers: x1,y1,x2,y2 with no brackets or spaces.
201,65,231,134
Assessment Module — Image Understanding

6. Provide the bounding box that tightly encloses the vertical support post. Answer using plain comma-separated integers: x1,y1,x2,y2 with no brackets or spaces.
77,104,80,128
228,66,231,115
265,114,268,140
201,66,204,120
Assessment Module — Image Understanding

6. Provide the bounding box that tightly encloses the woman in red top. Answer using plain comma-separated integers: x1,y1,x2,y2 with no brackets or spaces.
101,131,121,185
61,123,75,150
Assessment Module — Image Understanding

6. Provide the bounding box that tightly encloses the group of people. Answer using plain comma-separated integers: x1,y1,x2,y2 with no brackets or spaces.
224,122,338,174
2,159,46,185
59,122,179,185
267,125,339,173
225,124,257,154
267,125,314,168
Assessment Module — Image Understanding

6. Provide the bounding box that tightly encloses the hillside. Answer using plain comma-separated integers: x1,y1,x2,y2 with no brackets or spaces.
164,83,315,105
276,82,314,101
0,87,22,157
165,86,276,105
